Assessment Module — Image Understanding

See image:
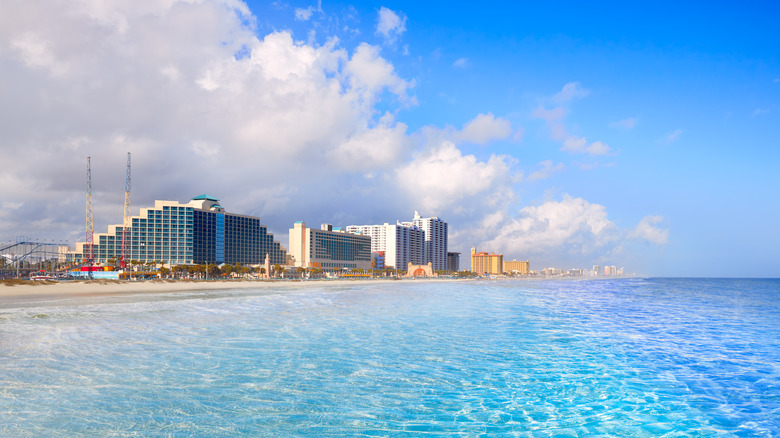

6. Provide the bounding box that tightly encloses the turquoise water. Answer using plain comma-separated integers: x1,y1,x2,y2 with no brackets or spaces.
1,278,779,436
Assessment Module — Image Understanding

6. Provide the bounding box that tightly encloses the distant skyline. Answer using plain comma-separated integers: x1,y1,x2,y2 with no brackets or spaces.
1,1,778,277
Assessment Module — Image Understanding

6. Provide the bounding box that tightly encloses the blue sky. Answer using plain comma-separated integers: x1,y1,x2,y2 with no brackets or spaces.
1,1,778,276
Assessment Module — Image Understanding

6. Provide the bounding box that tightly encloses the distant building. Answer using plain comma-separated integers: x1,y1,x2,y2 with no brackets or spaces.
65,195,286,266
592,265,601,276
405,262,436,277
470,246,503,275
372,251,385,270
447,252,460,272
345,223,424,269
504,259,529,275
403,212,448,271
289,221,372,272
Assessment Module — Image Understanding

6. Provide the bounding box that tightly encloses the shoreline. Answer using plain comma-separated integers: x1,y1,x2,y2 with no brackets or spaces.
0,277,466,301
0,275,630,302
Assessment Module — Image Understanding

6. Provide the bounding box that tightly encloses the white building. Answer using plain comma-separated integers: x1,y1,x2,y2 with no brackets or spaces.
348,211,449,272
403,211,448,271
345,223,424,270
289,222,372,272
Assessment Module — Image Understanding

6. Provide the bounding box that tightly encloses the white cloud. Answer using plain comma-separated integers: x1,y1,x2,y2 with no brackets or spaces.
561,136,587,153
334,115,410,171
453,57,469,68
482,195,618,259
375,7,406,43
752,108,769,116
456,113,513,145
295,7,316,21
553,82,589,103
527,160,565,182
0,0,423,242
586,140,611,156
344,43,412,100
10,32,69,76
396,142,513,213
610,117,637,129
561,136,611,156
532,105,568,141
629,215,668,245
475,195,668,266
666,129,683,143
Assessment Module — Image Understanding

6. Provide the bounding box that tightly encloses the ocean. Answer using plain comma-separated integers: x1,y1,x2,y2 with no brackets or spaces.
1,278,778,436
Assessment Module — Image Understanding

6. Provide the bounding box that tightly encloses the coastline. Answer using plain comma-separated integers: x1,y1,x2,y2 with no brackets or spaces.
0,275,627,302
0,277,463,301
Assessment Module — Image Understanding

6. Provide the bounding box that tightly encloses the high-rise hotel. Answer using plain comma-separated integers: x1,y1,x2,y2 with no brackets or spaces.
65,195,287,266
347,211,448,271
345,222,424,270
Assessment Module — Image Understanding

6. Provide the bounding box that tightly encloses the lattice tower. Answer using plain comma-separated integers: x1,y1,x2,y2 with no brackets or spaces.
85,156,94,268
121,152,131,268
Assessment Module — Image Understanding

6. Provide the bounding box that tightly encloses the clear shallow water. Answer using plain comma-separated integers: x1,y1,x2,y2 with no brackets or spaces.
1,278,779,437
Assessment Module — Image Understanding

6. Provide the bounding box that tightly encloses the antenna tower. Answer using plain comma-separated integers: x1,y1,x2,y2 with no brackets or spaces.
120,152,131,269
85,156,94,274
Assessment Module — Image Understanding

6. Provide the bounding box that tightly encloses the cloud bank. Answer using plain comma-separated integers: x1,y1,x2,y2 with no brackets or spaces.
0,0,667,272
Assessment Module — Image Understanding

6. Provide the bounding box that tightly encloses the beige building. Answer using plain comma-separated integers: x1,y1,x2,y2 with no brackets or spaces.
503,259,530,275
470,246,503,275
289,221,372,272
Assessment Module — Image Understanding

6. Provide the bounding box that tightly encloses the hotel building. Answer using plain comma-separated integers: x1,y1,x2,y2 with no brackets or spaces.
344,223,424,270
289,222,372,272
65,195,287,266
503,259,530,275
403,212,448,271
470,246,503,275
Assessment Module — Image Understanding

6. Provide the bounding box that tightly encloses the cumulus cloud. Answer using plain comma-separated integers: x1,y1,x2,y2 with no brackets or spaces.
396,142,514,213
482,195,618,260
561,136,612,156
629,216,669,245
610,117,637,129
375,7,406,43
0,0,420,241
456,113,513,145
553,82,589,103
0,0,666,273
477,195,668,266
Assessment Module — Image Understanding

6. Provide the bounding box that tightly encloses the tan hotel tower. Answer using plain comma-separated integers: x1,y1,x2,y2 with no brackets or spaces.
470,246,503,275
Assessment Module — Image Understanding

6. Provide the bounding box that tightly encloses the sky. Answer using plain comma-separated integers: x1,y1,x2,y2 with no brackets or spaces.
1,0,778,277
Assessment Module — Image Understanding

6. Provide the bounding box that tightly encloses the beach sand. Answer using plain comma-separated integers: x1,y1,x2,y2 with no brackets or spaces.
0,277,455,301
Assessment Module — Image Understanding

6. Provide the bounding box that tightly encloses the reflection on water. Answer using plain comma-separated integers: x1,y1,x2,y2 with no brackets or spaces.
1,278,779,436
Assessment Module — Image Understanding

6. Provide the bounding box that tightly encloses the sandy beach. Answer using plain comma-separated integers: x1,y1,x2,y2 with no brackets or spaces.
0,277,464,301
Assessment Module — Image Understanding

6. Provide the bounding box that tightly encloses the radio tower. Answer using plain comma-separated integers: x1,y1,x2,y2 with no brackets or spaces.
85,156,94,276
120,152,131,269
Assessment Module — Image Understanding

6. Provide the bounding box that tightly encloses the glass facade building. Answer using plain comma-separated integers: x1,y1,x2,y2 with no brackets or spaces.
68,195,286,266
